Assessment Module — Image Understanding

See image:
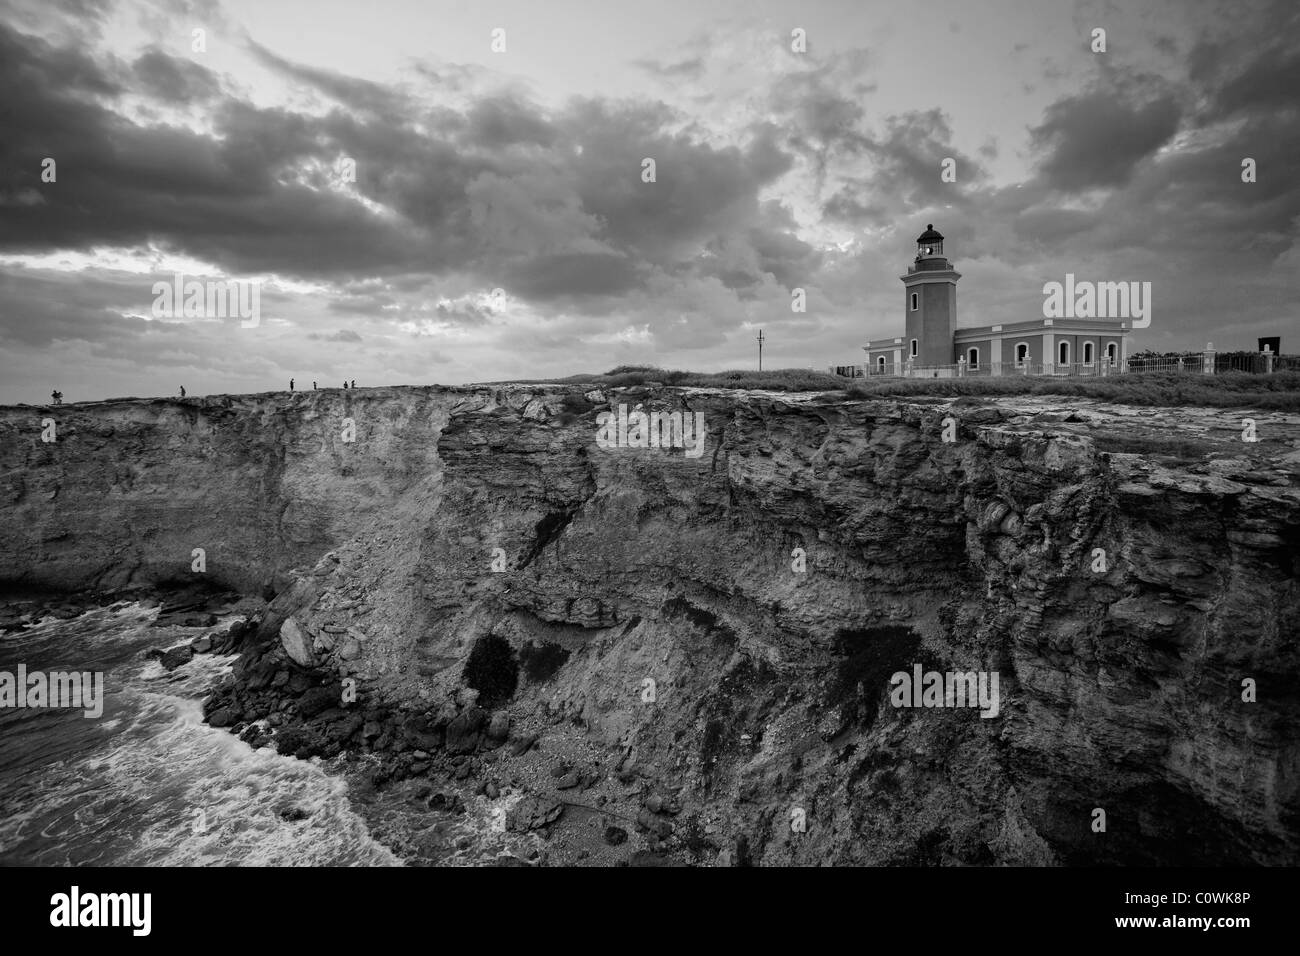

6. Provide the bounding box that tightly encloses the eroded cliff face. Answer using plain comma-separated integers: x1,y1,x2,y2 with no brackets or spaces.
2,386,1298,865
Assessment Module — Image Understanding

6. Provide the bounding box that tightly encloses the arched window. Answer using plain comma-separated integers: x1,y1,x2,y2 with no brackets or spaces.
1106,343,1118,366
1058,341,1070,365
910,338,918,358
1015,342,1029,366
967,347,979,368
1083,342,1095,365
877,355,886,372
910,292,919,311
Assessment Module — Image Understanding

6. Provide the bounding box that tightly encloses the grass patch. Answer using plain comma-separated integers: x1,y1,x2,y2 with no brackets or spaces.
844,371,1300,410
487,365,846,392
484,366,1300,408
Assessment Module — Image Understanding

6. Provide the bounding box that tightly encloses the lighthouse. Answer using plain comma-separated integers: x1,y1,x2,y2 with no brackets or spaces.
854,223,1130,378
901,224,961,367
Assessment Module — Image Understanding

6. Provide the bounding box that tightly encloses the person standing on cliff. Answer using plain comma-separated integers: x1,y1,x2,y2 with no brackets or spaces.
343,381,348,389
312,381,317,390
290,378,295,392
180,386,186,398
351,380,356,389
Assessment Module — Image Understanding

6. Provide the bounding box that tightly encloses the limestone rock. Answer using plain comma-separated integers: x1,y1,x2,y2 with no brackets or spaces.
279,617,314,667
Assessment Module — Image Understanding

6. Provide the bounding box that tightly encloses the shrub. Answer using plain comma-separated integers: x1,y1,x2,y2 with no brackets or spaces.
842,371,1300,410
486,367,845,392
483,366,1300,408
517,641,570,683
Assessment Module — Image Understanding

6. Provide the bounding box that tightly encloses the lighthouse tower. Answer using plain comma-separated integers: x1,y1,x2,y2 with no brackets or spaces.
900,224,961,367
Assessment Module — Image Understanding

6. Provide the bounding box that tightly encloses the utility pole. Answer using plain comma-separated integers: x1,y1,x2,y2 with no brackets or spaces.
757,328,765,371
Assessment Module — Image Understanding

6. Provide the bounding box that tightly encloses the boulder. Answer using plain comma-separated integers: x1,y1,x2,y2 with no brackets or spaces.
507,795,564,832
445,706,487,754
401,715,443,751
510,733,538,756
287,672,312,694
279,617,314,667
209,618,250,654
486,711,510,744
298,685,341,718
160,645,193,671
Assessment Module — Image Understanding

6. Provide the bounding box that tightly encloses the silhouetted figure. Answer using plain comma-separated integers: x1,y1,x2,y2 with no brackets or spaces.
351,380,356,389
343,381,348,389
51,390,62,405
290,378,295,392
180,386,186,398
312,381,317,390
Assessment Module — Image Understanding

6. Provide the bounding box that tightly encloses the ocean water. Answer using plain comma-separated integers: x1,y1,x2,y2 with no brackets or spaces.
0,602,401,866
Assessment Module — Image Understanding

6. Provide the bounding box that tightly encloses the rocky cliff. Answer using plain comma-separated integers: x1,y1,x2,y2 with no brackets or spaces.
2,385,1298,865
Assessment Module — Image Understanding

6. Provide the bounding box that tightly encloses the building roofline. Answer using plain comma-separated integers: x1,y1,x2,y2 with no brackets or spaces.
952,318,1131,338
899,270,962,282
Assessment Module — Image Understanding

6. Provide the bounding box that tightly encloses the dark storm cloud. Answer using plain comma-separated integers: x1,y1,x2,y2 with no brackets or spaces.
633,56,707,80
4,0,1297,383
508,251,641,301
1009,4,1300,265
817,109,990,225
307,329,363,342
1191,18,1300,122
754,46,990,229
466,96,557,149
549,99,796,274
1152,35,1178,57
769,70,873,185
0,14,810,328
749,223,821,288
246,38,407,119
132,49,220,103
1,0,113,38
0,268,143,348
1027,81,1181,192
0,23,426,277
685,198,819,294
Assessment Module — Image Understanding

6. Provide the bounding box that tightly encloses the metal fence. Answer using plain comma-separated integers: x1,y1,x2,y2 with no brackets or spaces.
836,360,1124,379
1126,353,1300,374
831,352,1298,379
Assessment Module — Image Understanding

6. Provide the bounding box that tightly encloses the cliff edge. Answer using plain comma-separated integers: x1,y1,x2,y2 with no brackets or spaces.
2,385,1297,864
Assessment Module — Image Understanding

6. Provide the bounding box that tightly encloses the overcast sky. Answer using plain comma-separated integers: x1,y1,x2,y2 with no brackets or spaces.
1,0,1297,402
